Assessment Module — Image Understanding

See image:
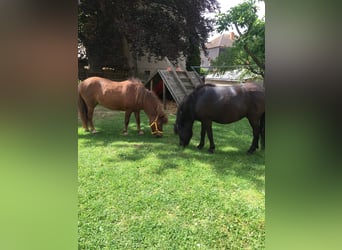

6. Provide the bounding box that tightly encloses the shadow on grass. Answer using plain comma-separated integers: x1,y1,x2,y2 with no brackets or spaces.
78,108,265,190
155,145,265,191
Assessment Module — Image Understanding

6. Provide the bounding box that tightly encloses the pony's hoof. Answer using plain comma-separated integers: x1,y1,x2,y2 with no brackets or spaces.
208,148,214,154
197,144,204,150
123,131,128,136
91,129,97,134
247,149,255,155
138,130,144,135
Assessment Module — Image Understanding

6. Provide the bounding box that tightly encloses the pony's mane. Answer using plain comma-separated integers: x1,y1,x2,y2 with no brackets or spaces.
193,83,207,92
129,78,147,105
142,87,168,123
194,83,215,91
129,77,144,85
184,83,213,103
144,88,161,105
191,83,215,97
128,77,166,121
178,84,215,123
134,81,163,111
203,83,216,87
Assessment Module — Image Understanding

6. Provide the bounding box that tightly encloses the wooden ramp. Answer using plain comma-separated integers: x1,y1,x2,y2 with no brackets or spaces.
145,69,203,106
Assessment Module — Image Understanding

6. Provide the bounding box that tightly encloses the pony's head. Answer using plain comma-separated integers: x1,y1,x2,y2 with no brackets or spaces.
174,96,194,147
140,88,168,137
150,109,168,137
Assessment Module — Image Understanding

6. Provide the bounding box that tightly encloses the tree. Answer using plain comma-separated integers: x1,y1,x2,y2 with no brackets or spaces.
78,0,219,74
214,0,265,78
186,42,201,72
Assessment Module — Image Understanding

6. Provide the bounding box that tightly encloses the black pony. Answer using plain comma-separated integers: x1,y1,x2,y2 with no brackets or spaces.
174,83,265,154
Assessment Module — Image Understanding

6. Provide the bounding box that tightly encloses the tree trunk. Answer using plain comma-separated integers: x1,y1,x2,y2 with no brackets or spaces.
122,36,137,77
243,44,265,71
86,46,102,73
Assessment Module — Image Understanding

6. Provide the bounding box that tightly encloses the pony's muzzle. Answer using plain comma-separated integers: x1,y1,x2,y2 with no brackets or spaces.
151,131,163,138
173,124,179,134
150,117,163,138
179,140,187,147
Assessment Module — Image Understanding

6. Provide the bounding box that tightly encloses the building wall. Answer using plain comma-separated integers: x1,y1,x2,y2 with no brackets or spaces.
137,55,186,81
200,48,220,67
200,32,235,68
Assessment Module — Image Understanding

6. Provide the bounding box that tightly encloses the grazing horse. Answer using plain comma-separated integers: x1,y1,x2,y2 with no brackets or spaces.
78,77,168,137
174,83,265,153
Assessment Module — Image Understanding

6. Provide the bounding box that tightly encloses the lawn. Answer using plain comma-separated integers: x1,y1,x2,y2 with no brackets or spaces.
78,104,265,249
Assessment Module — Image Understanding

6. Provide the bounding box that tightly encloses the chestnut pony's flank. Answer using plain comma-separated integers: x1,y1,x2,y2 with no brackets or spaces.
78,77,168,137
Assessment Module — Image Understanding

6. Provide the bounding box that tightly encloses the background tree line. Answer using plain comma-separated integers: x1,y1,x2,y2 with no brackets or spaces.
78,0,264,78
78,0,219,74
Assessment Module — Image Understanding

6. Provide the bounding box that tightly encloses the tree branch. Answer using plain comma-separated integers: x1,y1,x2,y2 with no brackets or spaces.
234,22,264,72
243,44,265,70
243,61,264,78
234,23,243,37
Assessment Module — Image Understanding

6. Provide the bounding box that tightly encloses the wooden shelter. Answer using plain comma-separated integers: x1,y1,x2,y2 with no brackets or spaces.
144,58,203,108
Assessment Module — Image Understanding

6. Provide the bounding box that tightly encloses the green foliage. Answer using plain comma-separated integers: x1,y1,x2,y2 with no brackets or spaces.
78,106,265,249
200,67,209,75
215,0,265,77
78,0,219,71
186,43,201,71
211,47,242,70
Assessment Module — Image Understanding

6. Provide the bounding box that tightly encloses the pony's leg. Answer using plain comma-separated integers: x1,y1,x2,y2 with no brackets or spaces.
260,113,265,150
134,111,144,135
78,95,89,132
247,117,260,154
82,122,89,132
205,121,215,153
123,111,132,135
81,117,89,132
87,106,97,133
197,122,206,149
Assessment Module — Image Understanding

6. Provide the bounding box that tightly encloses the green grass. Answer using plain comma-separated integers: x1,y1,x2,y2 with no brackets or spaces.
78,105,265,249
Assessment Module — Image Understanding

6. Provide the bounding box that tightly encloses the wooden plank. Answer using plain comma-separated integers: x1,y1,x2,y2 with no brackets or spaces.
164,57,188,94
155,68,200,106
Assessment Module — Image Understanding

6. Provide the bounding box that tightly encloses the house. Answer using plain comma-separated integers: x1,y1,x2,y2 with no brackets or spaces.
200,32,235,67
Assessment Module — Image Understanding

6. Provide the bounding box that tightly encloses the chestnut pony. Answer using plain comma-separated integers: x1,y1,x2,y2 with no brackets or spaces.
78,77,168,137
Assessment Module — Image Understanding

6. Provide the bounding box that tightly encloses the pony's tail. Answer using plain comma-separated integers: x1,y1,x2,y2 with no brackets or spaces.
78,92,88,128
260,112,265,149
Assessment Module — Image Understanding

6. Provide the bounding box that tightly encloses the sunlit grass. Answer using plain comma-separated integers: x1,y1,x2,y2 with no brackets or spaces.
78,105,265,249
